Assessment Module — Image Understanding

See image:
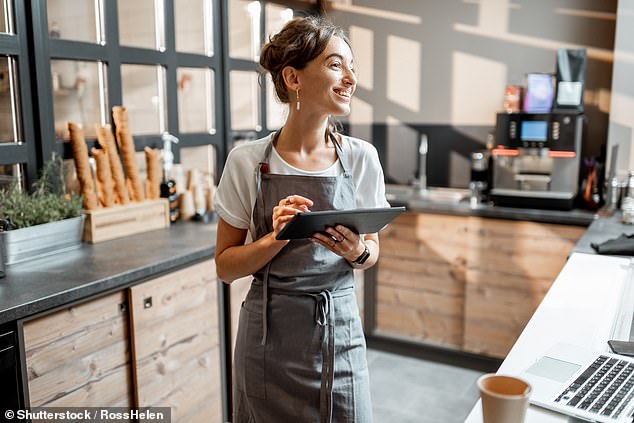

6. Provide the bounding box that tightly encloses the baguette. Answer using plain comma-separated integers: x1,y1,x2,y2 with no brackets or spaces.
112,106,145,202
68,122,99,210
91,147,115,207
144,146,161,199
96,124,129,204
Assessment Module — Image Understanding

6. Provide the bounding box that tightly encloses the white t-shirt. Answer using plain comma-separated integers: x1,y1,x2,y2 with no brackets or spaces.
214,133,390,240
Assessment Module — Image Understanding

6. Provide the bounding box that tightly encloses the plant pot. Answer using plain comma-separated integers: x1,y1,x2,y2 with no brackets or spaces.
0,215,85,266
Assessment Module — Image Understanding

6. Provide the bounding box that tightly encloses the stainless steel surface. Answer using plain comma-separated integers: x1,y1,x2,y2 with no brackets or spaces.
387,184,469,204
413,133,428,191
0,215,84,265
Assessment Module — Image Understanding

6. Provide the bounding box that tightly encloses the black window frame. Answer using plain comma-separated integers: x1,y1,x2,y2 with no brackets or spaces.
220,0,317,153
0,0,39,184
30,0,226,182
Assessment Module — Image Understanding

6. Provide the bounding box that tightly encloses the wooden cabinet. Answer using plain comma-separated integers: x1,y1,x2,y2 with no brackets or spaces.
24,291,133,408
377,212,584,358
23,259,222,422
129,259,222,423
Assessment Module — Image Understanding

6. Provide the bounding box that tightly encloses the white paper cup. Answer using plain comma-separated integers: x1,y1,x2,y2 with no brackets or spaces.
478,374,531,423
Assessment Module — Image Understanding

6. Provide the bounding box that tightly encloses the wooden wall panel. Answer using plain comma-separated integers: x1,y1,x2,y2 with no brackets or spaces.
375,212,584,358
129,259,222,423
376,213,468,349
24,291,133,409
463,218,584,358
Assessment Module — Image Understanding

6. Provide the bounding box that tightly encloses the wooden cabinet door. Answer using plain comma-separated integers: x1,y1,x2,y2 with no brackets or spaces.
463,218,584,358
129,259,222,423
377,213,468,349
23,291,133,408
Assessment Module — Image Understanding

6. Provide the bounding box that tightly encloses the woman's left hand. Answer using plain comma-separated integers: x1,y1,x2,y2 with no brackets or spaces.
312,225,365,262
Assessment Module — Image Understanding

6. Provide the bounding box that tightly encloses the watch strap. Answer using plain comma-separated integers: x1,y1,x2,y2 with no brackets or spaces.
352,243,370,265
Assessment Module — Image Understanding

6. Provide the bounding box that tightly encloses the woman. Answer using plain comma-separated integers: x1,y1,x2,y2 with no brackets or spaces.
214,16,388,423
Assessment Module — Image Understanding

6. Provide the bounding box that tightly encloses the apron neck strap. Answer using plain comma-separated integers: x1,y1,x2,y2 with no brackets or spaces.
260,130,350,175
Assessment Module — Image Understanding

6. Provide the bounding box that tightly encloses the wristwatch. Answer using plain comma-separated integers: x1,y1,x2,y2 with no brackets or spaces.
352,239,370,265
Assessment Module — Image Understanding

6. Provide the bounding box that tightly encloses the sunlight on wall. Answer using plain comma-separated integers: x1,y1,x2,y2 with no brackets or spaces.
350,97,373,125
349,25,373,91
349,97,373,141
609,93,634,166
451,51,506,125
477,0,511,33
387,35,421,113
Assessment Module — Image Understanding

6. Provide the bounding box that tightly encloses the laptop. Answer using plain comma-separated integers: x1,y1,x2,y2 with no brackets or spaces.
519,343,634,422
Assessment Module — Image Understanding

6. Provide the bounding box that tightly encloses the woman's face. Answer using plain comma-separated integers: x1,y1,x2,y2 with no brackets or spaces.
296,36,357,117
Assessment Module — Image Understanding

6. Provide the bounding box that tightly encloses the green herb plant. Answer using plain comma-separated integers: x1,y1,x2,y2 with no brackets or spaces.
0,154,83,230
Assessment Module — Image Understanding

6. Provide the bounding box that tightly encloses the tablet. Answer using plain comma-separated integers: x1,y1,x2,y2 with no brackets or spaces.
275,206,406,240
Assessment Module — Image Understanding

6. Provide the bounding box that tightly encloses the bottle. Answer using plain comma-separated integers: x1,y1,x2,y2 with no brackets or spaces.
160,133,180,223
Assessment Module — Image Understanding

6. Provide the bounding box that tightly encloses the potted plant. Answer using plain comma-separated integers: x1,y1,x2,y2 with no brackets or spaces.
0,154,84,266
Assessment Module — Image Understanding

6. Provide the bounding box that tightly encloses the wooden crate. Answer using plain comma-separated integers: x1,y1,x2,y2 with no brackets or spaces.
83,199,170,243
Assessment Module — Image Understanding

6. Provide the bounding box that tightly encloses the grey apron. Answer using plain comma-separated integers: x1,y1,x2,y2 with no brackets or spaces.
233,133,372,423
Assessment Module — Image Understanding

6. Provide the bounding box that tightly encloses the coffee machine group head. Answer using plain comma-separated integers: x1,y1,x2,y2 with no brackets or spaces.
489,111,583,210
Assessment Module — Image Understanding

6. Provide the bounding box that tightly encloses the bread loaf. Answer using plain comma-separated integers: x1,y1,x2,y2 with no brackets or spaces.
91,147,115,207
68,122,99,210
112,106,145,202
96,124,129,205
144,146,161,199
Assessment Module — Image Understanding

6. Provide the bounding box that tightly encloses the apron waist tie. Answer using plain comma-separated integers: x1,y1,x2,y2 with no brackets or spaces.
254,277,353,423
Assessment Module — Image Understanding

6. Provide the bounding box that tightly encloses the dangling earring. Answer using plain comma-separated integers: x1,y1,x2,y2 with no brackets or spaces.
296,88,300,111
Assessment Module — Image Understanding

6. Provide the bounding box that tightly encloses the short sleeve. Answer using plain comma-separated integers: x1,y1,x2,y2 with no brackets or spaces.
353,141,391,209
214,149,253,230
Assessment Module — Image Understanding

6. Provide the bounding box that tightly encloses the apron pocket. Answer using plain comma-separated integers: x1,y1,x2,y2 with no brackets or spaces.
240,303,267,399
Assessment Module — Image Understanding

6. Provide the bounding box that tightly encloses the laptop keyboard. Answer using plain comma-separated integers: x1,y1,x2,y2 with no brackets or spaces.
554,355,634,419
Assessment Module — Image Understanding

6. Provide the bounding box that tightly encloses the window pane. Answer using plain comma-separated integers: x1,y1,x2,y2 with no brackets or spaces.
175,0,213,55
118,0,162,50
230,71,260,131
0,163,23,189
177,67,214,133
121,64,164,135
52,60,106,141
0,56,19,143
266,74,285,130
0,0,14,34
47,0,100,43
229,0,260,60
265,3,292,39
180,144,217,188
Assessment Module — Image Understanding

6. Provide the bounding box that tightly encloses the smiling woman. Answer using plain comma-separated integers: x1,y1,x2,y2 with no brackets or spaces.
214,16,389,423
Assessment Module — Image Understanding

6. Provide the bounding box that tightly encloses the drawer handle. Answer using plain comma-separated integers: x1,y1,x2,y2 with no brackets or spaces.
143,297,153,309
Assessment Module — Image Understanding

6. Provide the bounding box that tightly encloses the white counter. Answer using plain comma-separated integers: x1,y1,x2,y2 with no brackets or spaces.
465,253,634,423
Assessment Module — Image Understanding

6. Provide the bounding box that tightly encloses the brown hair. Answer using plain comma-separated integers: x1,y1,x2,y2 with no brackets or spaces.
260,16,350,104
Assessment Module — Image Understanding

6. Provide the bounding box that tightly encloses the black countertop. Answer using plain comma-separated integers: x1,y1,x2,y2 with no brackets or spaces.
572,212,632,255
385,185,597,226
0,222,216,325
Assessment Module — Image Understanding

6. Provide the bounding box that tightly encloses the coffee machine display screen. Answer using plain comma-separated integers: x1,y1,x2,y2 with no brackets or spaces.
520,120,548,142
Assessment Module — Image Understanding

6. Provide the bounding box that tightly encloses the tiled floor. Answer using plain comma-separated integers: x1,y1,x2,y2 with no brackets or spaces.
367,349,484,423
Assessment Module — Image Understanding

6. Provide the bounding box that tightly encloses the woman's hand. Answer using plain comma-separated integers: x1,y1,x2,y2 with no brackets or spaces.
312,225,365,262
272,195,314,239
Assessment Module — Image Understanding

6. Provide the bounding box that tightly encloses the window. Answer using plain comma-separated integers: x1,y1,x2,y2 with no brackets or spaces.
118,0,162,50
46,0,102,44
0,1,37,184
175,0,213,55
177,67,215,133
51,59,107,140
121,64,165,135
0,56,19,143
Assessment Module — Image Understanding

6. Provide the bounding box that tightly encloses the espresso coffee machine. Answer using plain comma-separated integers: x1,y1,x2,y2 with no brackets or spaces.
489,111,583,210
